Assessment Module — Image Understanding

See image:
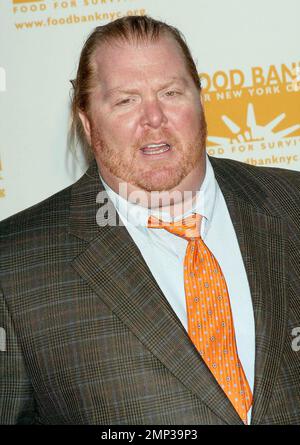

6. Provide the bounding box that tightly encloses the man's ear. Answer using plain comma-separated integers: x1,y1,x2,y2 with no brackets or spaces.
200,90,205,108
79,111,92,146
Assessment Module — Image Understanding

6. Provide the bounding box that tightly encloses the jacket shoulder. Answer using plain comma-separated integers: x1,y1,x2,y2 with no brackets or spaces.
0,183,73,244
210,156,300,226
210,156,300,194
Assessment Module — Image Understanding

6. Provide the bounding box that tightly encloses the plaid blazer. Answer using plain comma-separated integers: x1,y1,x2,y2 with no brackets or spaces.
1,157,300,425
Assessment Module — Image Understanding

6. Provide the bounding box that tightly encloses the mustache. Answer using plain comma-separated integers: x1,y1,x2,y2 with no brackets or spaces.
134,130,179,150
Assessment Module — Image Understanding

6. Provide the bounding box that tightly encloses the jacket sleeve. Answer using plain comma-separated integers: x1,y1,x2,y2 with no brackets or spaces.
0,286,37,424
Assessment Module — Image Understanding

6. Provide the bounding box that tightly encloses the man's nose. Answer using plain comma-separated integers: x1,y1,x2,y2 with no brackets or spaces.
139,98,168,129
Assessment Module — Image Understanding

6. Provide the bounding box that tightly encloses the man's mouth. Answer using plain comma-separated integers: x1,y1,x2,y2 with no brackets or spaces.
140,143,171,155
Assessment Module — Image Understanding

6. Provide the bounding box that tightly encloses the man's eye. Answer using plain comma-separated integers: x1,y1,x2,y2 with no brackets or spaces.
116,97,134,106
165,90,180,97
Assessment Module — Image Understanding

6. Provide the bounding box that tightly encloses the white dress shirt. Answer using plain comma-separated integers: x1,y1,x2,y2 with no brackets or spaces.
99,156,255,423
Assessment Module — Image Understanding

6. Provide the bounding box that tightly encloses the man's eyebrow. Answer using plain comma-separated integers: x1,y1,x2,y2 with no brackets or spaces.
104,87,139,98
104,76,188,98
158,76,188,89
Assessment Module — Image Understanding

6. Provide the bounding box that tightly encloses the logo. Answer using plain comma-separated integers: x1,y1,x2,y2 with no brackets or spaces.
12,0,47,15
202,62,300,167
13,0,44,3
12,0,146,29
208,102,300,146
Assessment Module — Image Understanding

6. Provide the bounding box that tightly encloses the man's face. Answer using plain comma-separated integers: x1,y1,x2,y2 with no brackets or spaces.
80,35,207,193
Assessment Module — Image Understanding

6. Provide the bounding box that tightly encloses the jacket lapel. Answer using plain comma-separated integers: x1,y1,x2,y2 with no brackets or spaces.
212,157,289,425
68,161,243,425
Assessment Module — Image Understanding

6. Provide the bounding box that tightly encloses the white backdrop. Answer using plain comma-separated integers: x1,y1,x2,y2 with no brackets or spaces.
1,0,300,220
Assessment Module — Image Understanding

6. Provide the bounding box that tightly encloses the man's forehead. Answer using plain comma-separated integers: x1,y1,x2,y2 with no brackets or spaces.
92,34,185,67
90,38,190,97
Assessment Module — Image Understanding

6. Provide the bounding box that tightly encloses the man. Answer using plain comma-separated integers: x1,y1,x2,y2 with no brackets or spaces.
1,16,300,425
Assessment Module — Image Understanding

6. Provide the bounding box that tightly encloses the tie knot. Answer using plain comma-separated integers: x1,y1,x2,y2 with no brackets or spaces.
147,213,202,240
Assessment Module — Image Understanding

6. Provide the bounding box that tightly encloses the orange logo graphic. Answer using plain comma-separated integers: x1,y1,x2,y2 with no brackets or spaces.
202,62,300,167
207,102,300,147
13,0,44,4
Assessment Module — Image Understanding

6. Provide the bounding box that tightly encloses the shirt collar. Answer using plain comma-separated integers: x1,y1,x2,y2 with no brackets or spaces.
99,155,217,235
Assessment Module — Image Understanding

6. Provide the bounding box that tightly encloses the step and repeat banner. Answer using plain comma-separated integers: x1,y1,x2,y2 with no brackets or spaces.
1,0,299,219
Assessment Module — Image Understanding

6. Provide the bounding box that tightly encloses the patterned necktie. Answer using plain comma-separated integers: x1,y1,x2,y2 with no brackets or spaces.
148,213,253,424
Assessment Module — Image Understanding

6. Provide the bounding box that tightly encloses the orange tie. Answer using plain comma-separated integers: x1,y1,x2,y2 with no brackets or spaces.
148,213,253,424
